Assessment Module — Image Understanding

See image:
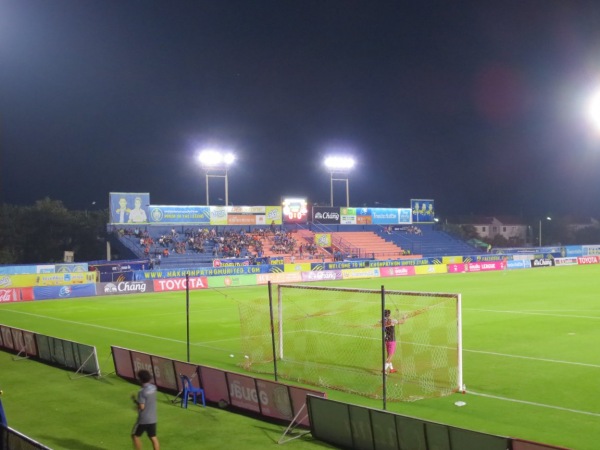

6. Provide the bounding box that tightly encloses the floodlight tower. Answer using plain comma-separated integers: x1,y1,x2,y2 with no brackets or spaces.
539,216,551,247
324,155,355,207
197,149,235,206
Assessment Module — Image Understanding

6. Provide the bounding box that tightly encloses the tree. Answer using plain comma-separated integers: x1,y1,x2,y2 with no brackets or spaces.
0,199,108,264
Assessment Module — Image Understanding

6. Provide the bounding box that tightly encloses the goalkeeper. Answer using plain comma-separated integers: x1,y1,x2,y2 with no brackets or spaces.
382,309,406,374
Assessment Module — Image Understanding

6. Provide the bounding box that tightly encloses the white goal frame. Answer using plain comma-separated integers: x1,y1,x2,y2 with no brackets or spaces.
274,283,464,395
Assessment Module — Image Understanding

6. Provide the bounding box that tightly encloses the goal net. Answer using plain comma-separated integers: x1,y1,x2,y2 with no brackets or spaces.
238,283,463,402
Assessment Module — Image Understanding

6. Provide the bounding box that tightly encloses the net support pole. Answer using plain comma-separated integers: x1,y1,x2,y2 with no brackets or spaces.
268,281,279,381
457,293,464,392
186,273,190,363
381,285,387,411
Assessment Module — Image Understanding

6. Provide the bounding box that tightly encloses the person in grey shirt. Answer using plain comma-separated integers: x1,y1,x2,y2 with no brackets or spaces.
131,369,160,450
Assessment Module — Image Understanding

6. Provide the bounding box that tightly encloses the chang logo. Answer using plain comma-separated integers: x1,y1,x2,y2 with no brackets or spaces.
59,286,72,297
104,283,118,293
151,208,164,222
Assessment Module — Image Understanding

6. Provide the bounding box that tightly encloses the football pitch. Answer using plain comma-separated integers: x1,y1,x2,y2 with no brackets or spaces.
1,264,600,449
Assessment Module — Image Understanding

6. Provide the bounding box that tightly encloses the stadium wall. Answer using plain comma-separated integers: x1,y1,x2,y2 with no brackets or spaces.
0,253,599,301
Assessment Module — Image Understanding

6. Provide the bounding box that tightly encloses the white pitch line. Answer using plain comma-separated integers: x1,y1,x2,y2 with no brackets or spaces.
468,308,600,320
467,391,600,417
0,309,235,350
464,349,600,369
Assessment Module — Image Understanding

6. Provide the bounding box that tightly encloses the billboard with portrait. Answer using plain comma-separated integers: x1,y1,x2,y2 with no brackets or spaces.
109,192,150,224
411,199,435,223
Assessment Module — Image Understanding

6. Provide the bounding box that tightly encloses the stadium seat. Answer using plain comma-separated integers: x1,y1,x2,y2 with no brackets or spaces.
180,374,205,408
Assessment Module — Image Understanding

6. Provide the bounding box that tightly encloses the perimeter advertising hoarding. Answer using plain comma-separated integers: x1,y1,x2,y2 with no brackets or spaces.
135,265,269,280
447,261,505,273
0,288,34,302
33,284,97,300
0,326,101,376
307,396,511,450
112,346,326,428
207,274,257,288
109,192,150,224
577,256,599,265
0,273,96,288
152,276,209,292
411,199,435,223
99,281,153,295
380,266,416,277
301,270,343,282
0,326,37,356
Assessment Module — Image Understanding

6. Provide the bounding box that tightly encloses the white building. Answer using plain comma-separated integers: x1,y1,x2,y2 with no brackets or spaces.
463,216,528,245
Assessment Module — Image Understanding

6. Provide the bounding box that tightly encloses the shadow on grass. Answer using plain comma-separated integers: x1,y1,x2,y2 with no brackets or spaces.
253,425,337,448
39,436,106,450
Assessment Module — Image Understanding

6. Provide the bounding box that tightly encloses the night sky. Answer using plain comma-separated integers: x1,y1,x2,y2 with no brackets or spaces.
3,1,600,218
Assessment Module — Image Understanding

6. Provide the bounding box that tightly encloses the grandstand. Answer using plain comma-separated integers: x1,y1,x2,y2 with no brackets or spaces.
109,222,483,267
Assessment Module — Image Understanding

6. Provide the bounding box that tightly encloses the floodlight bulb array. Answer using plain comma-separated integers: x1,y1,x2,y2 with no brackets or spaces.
588,91,600,131
198,150,236,167
324,156,355,170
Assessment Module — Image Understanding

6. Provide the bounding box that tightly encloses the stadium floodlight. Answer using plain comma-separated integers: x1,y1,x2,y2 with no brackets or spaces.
587,89,600,132
323,155,355,207
539,216,551,247
197,149,235,206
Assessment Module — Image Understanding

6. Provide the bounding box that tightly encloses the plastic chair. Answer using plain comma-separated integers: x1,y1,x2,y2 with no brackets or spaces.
180,374,205,408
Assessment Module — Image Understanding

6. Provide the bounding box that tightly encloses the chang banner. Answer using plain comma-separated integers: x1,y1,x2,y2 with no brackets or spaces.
110,192,150,224
411,199,435,223
149,205,210,224
312,207,341,224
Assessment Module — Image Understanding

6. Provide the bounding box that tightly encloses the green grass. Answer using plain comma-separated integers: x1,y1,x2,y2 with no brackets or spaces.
1,265,600,449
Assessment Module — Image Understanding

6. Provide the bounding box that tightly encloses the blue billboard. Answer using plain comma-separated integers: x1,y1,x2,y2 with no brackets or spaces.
148,205,210,224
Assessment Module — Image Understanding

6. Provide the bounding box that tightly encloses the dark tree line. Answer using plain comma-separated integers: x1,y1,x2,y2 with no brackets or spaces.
0,198,109,264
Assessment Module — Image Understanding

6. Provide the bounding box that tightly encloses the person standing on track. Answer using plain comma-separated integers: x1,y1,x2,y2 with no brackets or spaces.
131,369,160,450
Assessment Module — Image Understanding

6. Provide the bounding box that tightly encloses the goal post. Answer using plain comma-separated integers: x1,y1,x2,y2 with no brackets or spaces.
238,282,463,402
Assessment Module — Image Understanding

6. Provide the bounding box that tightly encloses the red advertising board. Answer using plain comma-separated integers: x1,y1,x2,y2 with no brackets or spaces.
577,256,600,265
112,346,135,379
466,261,505,272
200,366,229,403
447,263,466,273
111,346,326,428
227,372,261,412
380,266,416,277
150,355,178,391
153,276,208,292
0,288,34,302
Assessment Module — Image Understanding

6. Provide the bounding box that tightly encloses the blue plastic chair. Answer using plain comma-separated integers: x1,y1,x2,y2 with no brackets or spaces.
180,374,205,408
